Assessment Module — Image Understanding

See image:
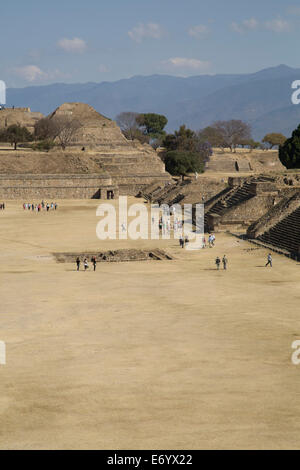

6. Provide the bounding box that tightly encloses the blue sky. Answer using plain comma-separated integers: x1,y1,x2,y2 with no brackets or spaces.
1,0,299,87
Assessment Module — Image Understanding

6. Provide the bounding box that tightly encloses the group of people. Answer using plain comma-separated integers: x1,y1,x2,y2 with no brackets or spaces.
156,216,183,235
76,256,97,272
23,201,58,212
179,236,189,248
0,202,5,210
214,253,273,271
200,234,216,249
215,255,228,270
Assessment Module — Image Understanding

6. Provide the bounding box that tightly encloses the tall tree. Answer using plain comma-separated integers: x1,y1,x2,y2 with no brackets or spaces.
35,116,81,150
211,120,252,152
164,125,200,152
262,133,287,149
198,126,226,148
53,116,81,150
279,125,300,168
164,151,204,177
115,112,140,140
34,117,60,141
136,113,168,138
0,124,33,150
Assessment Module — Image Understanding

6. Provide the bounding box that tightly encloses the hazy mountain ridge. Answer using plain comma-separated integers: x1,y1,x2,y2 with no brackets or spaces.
6,65,300,139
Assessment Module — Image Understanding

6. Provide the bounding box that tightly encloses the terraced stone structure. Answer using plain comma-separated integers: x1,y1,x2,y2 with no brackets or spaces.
49,103,170,195
0,103,170,199
205,148,285,173
202,175,300,233
247,192,300,260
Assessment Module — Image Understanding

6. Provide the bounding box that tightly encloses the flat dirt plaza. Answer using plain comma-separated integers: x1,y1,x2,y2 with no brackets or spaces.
0,198,300,449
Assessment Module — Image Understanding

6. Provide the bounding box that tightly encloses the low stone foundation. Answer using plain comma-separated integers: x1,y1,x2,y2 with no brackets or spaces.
0,174,118,199
0,173,170,199
53,249,173,263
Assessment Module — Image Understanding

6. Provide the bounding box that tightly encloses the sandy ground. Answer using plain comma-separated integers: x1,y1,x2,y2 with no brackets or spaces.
0,199,300,450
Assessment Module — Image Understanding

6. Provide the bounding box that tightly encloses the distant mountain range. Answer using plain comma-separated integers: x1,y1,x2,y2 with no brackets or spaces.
6,64,300,140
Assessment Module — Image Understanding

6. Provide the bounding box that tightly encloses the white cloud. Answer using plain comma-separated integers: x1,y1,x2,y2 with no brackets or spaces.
188,24,210,38
163,57,211,71
14,65,46,82
231,17,292,34
287,6,300,15
13,65,64,82
265,18,292,33
98,64,109,73
230,17,259,33
57,37,87,53
128,23,164,42
243,18,259,30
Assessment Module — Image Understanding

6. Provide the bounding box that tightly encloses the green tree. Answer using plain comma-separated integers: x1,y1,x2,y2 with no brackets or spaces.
136,113,168,138
164,125,199,152
0,124,33,150
262,133,287,149
164,150,204,177
279,125,300,168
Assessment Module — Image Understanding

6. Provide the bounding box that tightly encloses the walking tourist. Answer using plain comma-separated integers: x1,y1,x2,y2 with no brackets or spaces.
265,253,273,267
76,257,80,271
215,256,221,270
222,255,228,270
91,256,97,271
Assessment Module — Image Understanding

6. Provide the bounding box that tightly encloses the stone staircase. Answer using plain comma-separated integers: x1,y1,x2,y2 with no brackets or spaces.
257,207,300,258
203,177,273,231
204,181,254,228
139,179,194,206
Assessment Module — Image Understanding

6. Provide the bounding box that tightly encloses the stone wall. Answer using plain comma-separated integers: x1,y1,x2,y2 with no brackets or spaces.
0,174,115,199
0,173,170,199
0,174,112,187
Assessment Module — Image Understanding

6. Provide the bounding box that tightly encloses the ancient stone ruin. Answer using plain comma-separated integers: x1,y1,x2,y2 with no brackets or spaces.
247,192,300,260
197,175,300,233
0,107,44,134
0,103,171,199
205,148,285,173
53,249,173,263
